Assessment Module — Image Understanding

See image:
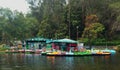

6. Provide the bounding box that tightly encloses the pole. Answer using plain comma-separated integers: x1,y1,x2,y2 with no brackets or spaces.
69,0,71,39
76,26,79,40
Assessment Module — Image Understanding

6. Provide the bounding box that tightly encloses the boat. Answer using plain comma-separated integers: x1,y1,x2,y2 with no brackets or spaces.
74,51,92,56
46,51,92,56
102,49,116,54
43,49,113,56
91,50,111,56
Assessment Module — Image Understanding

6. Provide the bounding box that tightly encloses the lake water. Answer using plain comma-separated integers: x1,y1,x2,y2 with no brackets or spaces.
0,53,120,70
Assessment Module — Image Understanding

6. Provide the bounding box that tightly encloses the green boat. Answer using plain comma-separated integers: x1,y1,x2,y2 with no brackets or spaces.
74,51,92,56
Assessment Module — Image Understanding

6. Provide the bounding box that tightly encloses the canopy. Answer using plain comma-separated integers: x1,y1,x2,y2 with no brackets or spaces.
26,37,53,43
53,38,78,43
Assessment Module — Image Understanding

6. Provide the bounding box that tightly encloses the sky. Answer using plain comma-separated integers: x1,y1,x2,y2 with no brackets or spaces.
0,0,30,14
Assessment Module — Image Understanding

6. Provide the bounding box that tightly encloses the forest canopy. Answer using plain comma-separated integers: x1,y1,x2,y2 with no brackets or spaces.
0,0,120,45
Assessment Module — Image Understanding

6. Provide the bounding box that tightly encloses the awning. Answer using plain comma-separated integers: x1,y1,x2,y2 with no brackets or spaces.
53,38,78,43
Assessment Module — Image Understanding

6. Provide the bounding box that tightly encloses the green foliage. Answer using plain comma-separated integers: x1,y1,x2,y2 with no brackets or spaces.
82,15,105,39
66,0,84,39
27,0,67,39
0,44,10,51
0,0,120,46
117,45,120,52
80,38,120,46
109,2,120,13
82,15,105,49
86,23,105,39
0,8,39,44
92,41,120,46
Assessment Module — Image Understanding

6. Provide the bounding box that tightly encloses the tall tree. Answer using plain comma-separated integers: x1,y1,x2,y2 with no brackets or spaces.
82,15,105,49
0,8,39,44
26,0,67,38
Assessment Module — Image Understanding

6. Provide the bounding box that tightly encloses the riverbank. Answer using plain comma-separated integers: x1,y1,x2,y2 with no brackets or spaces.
0,45,120,54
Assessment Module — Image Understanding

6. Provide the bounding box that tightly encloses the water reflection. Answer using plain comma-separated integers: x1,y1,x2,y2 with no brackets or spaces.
47,56,55,64
0,53,120,70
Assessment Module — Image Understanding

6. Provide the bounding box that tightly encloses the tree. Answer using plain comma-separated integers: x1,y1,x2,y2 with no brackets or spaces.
0,8,13,44
65,0,85,39
0,8,39,44
26,0,67,39
82,15,105,49
108,1,120,39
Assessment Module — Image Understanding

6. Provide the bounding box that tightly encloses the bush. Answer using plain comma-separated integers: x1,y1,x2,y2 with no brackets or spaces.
117,45,120,52
93,41,120,46
0,44,10,51
79,38,120,46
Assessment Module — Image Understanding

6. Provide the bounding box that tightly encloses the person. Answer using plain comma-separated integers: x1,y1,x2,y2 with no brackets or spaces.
56,45,60,50
67,47,70,52
42,47,46,52
74,47,78,51
78,43,84,51
52,43,56,51
39,43,41,49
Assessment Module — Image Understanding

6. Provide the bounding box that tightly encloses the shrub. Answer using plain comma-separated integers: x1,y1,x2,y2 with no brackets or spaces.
0,44,10,51
117,45,120,52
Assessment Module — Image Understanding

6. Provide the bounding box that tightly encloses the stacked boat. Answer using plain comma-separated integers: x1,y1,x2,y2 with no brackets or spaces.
41,49,116,56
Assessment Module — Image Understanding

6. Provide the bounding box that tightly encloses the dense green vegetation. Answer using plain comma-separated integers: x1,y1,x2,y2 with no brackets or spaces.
0,0,120,46
117,45,120,52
